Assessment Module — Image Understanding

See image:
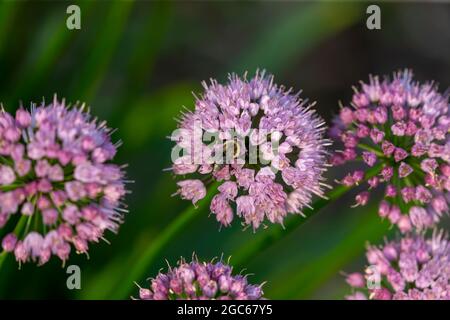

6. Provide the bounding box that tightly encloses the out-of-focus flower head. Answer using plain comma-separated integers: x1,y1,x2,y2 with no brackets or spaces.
170,71,329,230
0,96,127,265
136,255,265,300
331,70,450,232
345,230,450,300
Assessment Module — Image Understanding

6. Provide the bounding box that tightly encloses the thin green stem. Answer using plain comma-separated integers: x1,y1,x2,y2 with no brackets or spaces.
108,182,220,299
69,0,134,101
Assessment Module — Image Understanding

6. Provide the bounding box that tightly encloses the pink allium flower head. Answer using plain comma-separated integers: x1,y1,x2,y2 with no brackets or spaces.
170,71,329,230
0,97,127,265
331,70,450,232
136,256,265,300
346,230,450,300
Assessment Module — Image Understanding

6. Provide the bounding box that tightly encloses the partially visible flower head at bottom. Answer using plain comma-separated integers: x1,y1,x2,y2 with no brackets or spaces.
136,256,265,300
0,97,127,266
345,230,450,300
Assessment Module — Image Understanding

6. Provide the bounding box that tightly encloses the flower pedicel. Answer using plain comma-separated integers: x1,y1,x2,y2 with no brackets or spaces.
346,230,450,300
136,256,265,300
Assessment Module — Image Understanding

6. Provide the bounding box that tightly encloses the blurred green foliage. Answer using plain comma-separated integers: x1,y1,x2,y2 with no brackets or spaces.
0,0,448,299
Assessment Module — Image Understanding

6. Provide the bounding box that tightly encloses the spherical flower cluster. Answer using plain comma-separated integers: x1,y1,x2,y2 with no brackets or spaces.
346,230,450,300
137,257,265,300
331,70,449,232
171,71,329,230
0,97,127,265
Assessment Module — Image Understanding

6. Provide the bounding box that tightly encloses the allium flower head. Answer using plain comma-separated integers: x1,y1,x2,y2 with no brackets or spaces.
331,70,450,232
170,71,329,230
136,256,265,300
0,97,127,265
346,230,450,300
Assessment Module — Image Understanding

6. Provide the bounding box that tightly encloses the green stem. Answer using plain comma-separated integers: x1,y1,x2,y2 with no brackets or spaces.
232,163,383,269
108,182,220,299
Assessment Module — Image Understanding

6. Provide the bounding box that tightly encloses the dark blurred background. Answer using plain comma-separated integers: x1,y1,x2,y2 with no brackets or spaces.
0,0,449,299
